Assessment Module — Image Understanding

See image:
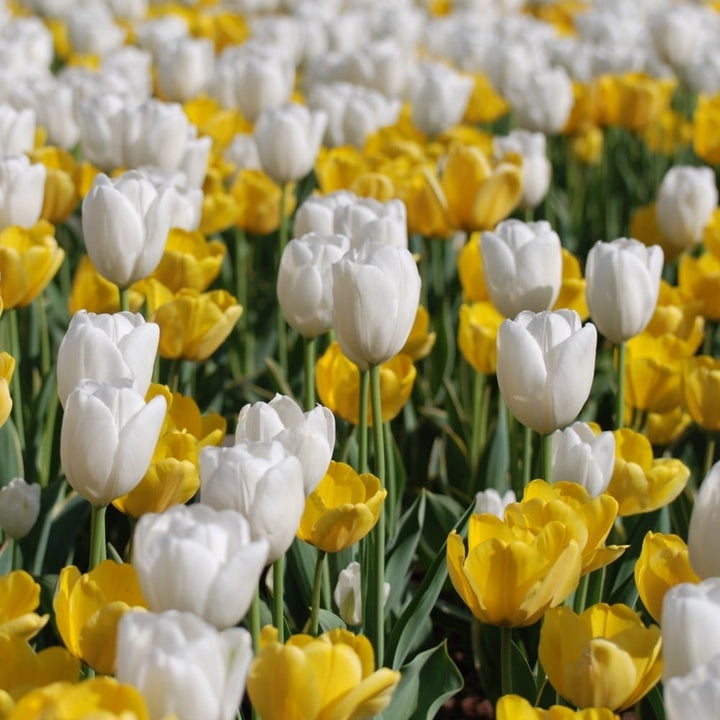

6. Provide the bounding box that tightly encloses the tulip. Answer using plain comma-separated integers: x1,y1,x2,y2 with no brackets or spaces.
662,578,720,682
293,190,356,237
496,309,597,435
683,356,720,431
81,171,174,288
333,197,407,251
551,422,615,497
333,562,389,627
556,248,590,319
410,62,473,136
156,37,214,103
401,305,436,361
635,531,699,624
254,103,327,184
496,695,620,719
539,603,662,710
200,440,305,562
656,165,717,253
0,570,48,642
151,229,225,293
0,155,46,230
137,168,203,233
30,145,81,224
132,504,268,628
116,610,253,720
0,352,12,430
474,488,516,518
493,130,551,210
689,461,720,579
60,380,167,507
56,311,159,409
457,235,490,303
276,232,350,338
506,66,574,135
53,560,148,675
316,342,416,426
678,251,720,321
0,478,40,540
229,168,294,235
235,393,335,496
332,242,420,372
585,238,663,344
481,219,563,319
75,93,127,172
0,104,35,155
247,626,401,720
666,654,720,720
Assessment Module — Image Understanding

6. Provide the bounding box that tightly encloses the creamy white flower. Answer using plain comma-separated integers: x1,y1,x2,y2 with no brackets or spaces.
689,462,720,580
0,155,45,230
506,66,574,135
0,104,34,156
474,488,516,519
0,478,40,539
156,37,214,103
334,561,389,626
410,61,473,136
493,130,551,210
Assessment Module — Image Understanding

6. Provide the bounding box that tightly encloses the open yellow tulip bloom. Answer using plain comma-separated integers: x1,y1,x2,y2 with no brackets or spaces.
606,428,689,515
539,603,662,711
230,169,296,236
247,626,400,720
297,461,386,553
0,571,48,642
635,531,699,623
53,561,148,675
457,301,503,375
496,694,620,720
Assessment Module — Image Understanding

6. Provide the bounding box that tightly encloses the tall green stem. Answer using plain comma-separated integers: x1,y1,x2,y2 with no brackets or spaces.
119,287,130,313
11,538,20,571
522,424,533,487
250,588,261,653
89,505,107,569
704,433,717,478
616,342,627,430
500,626,513,695
273,557,285,642
304,336,316,411
543,433,553,485
37,296,50,377
368,364,386,665
276,184,289,378
468,371,487,494
309,550,327,636
573,573,589,613
8,309,25,451
358,370,370,474
234,228,253,377
384,421,397,538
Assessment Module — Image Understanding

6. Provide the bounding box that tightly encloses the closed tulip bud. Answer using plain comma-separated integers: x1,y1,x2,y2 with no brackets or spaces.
200,440,305,562
254,103,327,184
76,94,126,172
56,311,159,409
117,609,253,720
662,578,720,683
507,67,574,135
410,62,473,136
333,197,407,250
334,561,390,627
493,130,551,210
277,232,350,338
497,310,597,435
688,461,720,579
82,171,174,288
0,104,35,156
656,165,718,253
0,155,46,230
132,504,268,628
0,478,40,539
585,238,663,344
332,242,421,372
235,394,335,495
474,488,516,518
60,380,167,507
666,654,720,720
551,422,615,497
481,219,563,318
156,37,214,103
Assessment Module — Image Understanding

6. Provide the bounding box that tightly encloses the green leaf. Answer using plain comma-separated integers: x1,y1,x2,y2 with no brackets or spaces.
284,538,316,629
0,417,24,487
510,639,537,703
380,641,463,720
480,399,509,493
317,609,347,633
644,684,666,720
419,491,463,559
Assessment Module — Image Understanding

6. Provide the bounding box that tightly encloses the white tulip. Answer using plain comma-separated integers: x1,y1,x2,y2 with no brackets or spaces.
334,561,389,627
76,93,127,172
410,61,473,136
0,478,40,539
689,462,720,580
474,488,516,519
666,655,720,720
493,130,551,210
156,37,214,103
135,16,189,57
0,155,45,231
66,6,125,56
117,610,253,720
293,190,356,237
333,197,407,250
0,104,35,156
507,66,574,135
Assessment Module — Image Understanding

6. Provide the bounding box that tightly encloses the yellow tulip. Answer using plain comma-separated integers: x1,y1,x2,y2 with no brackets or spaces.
606,428,690,515
199,178,241,236
564,82,598,136
456,234,490,303
539,603,662,711
693,93,720,165
683,355,720,431
630,202,682,262
350,172,396,203
447,509,582,627
496,694,620,720
29,146,80,224
146,282,242,361
0,352,14,429
554,248,589,320
6,677,149,720
297,461,386,553
247,626,400,720
150,228,226,293
644,283,704,350
595,73,676,131
157,384,227,447
644,407,692,447
441,145,522,232
0,222,64,308
190,9,249,53
183,96,248,153
457,301,503,375
401,306,436,361
395,164,452,238
641,109,693,156
570,126,604,165
463,73,510,125
0,635,79,711
315,342,416,426
678,251,720,321
68,255,144,315
635,531,699,623
230,169,296,236
702,207,720,260
0,571,48,642
53,561,148,675
315,146,371,195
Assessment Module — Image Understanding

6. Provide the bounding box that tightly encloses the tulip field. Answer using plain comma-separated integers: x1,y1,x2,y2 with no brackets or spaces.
4,0,720,718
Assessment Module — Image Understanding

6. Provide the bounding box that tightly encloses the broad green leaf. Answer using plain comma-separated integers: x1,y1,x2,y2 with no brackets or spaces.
317,609,347,633
0,417,24,487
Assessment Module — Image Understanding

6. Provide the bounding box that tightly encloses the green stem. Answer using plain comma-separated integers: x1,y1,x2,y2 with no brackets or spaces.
500,626,513,695
273,556,285,642
543,433,553,485
704,433,717,478
573,573,589,614
522,424,532,487
234,228,251,376
321,558,331,611
276,184,289,379
469,372,487,493
508,408,521,498
585,567,606,607
358,370,370,474
89,504,107,569
309,549,327,636
8,309,25,451
616,341,627,430
384,421,397,539
250,587,261,654
119,286,130,313
368,363,386,666
304,336,316,412
37,295,50,377
11,538,20,571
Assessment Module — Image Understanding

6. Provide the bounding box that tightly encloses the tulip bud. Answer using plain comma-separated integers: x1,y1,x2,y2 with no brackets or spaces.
0,104,35,156
334,561,389,626
656,165,718,253
156,37,214,103
666,654,720,720
481,219,563,319
585,238,663,344
410,62,473,136
81,171,174,288
474,488,516,518
76,94,127,172
506,67,574,135
132,504,268,628
688,461,720,579
277,233,350,338
332,242,421,372
496,310,597,435
0,155,46,230
57,311,159,409
117,609,253,720
60,380,167,507
551,422,615,497
493,130,551,210
0,478,40,539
